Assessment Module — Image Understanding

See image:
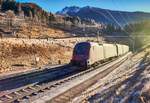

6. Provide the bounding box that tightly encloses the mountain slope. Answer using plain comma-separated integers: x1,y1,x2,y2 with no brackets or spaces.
57,6,150,26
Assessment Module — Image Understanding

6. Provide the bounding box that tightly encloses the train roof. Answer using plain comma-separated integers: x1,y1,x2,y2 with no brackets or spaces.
77,42,99,46
76,42,128,47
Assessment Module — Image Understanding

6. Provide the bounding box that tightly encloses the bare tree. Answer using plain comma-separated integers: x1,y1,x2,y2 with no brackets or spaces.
6,10,15,30
29,10,33,20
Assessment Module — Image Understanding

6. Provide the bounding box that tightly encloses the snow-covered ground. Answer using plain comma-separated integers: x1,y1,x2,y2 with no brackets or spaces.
72,49,150,103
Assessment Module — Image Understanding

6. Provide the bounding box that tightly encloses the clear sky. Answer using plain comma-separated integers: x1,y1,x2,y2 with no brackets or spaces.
16,0,150,13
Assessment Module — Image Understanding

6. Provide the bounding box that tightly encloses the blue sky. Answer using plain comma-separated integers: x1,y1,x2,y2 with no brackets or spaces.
16,0,150,13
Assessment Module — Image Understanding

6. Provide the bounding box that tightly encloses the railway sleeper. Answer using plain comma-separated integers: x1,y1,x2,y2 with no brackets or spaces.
59,81,65,84
28,86,37,91
0,95,12,101
38,90,45,93
7,93,32,102
64,79,68,82
34,84,42,88
3,95,13,99
13,91,21,95
49,85,57,88
55,82,62,86
43,87,51,91
22,89,30,93
7,93,19,99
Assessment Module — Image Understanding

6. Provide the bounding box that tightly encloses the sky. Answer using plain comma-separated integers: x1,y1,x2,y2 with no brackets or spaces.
16,0,150,13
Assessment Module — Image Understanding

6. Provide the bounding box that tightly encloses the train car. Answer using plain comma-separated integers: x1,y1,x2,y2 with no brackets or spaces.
71,42,104,67
88,43,104,65
116,44,123,56
103,44,117,59
122,45,129,54
125,45,129,53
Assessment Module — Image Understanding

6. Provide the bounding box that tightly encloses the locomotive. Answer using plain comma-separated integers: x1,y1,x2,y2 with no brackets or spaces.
71,42,129,68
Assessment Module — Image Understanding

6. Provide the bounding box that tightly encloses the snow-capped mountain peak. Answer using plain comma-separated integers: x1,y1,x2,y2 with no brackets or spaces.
56,6,80,15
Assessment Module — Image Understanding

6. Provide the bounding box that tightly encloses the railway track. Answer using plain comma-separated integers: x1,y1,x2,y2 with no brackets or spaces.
0,64,64,81
72,51,150,103
47,53,130,103
0,57,115,103
0,64,80,95
72,55,145,103
31,53,131,103
0,53,131,103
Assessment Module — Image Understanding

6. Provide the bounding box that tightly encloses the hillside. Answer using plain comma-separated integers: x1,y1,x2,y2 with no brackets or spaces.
16,24,70,38
1,0,49,22
0,38,72,73
0,0,103,38
57,6,150,26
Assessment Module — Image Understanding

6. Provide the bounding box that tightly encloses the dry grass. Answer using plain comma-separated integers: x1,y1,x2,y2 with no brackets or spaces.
16,24,69,38
0,38,72,73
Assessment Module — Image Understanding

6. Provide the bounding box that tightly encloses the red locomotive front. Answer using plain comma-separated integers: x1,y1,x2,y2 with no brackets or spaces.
71,42,90,67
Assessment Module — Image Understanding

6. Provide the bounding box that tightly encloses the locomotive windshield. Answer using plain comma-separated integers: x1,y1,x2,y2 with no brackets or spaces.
74,42,90,55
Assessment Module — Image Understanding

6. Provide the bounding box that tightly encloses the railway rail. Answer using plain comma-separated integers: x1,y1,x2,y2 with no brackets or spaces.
0,54,129,103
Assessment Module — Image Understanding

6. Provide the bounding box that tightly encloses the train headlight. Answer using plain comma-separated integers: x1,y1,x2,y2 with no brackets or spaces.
87,60,90,64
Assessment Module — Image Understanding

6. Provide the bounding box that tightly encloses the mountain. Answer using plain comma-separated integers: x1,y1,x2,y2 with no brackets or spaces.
57,6,150,26
56,6,80,16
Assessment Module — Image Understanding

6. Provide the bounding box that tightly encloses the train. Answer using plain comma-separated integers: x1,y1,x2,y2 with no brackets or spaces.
71,42,129,68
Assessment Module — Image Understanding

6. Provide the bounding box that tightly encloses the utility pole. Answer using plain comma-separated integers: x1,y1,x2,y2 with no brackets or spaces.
133,36,135,52
97,30,99,43
97,30,103,44
83,24,86,36
129,35,135,52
